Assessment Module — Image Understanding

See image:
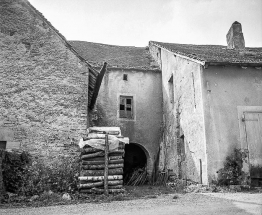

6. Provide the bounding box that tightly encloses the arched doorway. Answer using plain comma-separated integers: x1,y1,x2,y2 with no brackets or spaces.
124,143,148,183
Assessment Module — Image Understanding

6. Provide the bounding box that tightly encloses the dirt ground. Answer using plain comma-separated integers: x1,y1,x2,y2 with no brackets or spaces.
1,192,261,215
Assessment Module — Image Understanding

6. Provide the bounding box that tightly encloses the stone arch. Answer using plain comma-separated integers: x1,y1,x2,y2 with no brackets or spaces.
124,142,153,182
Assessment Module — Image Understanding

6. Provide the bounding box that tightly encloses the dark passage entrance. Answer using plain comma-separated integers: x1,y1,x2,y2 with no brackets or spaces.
124,143,147,183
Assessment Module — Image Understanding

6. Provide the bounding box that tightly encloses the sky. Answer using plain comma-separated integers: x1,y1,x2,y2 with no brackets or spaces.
28,0,262,47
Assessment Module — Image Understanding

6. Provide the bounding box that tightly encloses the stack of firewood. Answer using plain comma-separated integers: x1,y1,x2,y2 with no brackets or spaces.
78,127,128,194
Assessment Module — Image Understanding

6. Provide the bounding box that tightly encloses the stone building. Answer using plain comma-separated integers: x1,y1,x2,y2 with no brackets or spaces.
1,1,262,186
70,41,163,175
0,0,101,161
149,22,262,185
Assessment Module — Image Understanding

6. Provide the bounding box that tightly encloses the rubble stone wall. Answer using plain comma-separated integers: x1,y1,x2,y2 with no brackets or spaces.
0,0,89,161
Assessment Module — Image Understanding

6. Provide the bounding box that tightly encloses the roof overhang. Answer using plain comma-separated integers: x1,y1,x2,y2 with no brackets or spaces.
150,41,262,69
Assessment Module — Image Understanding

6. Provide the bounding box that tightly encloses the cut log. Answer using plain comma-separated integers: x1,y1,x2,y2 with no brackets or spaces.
79,180,123,189
81,147,124,155
79,188,125,194
0,150,5,201
81,147,103,154
91,187,125,194
78,181,103,189
82,163,124,170
108,180,123,186
108,185,123,189
104,134,109,195
81,155,123,161
81,151,104,160
80,168,123,176
79,175,123,181
109,150,124,155
82,159,124,165
109,156,122,160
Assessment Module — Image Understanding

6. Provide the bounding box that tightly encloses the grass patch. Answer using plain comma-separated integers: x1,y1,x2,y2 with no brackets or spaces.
0,185,179,208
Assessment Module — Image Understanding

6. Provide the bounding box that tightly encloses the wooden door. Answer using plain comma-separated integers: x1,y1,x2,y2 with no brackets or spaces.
244,112,262,185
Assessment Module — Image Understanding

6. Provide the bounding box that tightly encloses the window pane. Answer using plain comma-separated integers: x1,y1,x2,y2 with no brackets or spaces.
120,98,125,105
0,141,7,150
120,104,125,110
126,99,132,104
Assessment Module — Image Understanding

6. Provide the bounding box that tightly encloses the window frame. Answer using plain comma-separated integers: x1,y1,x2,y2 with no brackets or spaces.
118,95,135,120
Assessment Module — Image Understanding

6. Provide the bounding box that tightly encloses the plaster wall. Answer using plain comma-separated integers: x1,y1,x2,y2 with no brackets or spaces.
0,0,89,161
155,48,207,184
201,66,262,182
91,69,163,173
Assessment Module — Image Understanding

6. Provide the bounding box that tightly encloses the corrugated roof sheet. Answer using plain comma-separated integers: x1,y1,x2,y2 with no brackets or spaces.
69,41,160,70
150,41,262,65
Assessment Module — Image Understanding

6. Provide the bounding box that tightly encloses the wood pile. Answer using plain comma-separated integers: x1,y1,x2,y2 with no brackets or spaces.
78,127,128,194
126,167,148,186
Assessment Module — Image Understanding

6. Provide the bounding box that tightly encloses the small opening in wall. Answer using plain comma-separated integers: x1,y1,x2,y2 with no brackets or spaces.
168,75,174,103
0,141,7,150
123,74,128,81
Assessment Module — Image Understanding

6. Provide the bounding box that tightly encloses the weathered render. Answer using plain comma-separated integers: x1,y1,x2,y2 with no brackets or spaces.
0,0,96,161
202,66,262,182
149,43,207,184
149,21,262,185
70,41,162,174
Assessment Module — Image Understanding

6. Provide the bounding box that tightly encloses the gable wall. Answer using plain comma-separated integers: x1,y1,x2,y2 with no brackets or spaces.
0,0,89,161
90,69,163,174
150,44,208,184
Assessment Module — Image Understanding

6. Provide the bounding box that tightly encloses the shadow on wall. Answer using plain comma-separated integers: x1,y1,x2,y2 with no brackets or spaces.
181,138,202,183
89,104,107,126
124,143,148,181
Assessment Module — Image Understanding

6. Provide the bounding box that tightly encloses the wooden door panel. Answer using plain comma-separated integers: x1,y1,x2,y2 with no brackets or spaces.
244,112,262,179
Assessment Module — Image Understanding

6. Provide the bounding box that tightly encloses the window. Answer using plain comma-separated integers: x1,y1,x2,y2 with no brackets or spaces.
0,141,7,150
119,96,133,119
123,74,128,81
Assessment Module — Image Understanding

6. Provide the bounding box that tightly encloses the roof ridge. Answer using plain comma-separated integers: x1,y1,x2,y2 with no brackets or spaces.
70,40,146,49
149,41,262,66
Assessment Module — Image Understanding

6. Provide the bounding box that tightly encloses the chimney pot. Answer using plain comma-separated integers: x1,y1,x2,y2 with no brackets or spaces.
226,21,245,49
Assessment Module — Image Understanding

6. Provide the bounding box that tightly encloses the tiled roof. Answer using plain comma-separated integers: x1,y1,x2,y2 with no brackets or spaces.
69,41,160,70
150,41,262,66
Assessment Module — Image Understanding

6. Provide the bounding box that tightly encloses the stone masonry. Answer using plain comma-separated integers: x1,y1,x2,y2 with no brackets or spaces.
0,0,90,161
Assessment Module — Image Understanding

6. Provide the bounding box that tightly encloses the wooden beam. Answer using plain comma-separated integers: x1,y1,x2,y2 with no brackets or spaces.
89,62,107,110
104,134,109,196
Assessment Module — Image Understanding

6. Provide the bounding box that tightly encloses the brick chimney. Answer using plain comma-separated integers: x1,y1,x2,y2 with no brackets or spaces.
226,21,245,49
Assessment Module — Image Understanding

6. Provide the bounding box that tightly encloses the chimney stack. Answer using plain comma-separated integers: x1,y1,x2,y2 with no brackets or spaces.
226,21,245,49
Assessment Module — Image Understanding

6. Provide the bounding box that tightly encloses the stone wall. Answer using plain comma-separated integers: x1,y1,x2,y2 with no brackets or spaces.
149,44,208,184
202,66,262,182
0,0,89,161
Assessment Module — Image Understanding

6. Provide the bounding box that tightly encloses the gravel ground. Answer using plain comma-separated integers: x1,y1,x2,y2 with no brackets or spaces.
202,193,262,215
0,193,254,215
